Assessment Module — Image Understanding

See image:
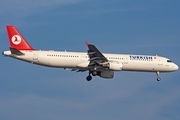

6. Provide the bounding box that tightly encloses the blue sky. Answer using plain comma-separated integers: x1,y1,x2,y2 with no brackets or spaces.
0,0,180,120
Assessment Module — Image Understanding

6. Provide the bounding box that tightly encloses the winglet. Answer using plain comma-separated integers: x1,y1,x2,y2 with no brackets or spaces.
85,42,90,46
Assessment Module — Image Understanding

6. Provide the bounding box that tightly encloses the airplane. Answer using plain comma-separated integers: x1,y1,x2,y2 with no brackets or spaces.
2,26,179,81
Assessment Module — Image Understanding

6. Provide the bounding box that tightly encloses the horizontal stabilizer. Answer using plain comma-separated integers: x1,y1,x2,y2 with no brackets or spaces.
10,47,24,55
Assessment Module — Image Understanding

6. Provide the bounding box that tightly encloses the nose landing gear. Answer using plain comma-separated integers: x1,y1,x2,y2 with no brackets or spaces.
156,71,161,81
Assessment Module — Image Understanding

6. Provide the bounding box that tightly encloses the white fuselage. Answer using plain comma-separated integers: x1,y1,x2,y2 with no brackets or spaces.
3,50,178,72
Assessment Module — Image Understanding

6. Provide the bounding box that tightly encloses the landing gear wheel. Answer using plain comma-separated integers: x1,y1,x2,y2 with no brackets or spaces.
157,77,161,81
86,75,92,81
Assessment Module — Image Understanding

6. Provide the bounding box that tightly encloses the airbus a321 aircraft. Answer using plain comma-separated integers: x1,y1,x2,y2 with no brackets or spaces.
2,26,179,81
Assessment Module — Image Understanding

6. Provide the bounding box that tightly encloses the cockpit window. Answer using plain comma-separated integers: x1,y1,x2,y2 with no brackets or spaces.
167,60,172,62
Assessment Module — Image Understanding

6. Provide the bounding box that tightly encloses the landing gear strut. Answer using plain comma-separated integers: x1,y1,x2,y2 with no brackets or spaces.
156,71,161,81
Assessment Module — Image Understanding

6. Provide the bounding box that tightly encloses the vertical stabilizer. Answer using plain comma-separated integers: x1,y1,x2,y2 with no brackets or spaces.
6,26,34,50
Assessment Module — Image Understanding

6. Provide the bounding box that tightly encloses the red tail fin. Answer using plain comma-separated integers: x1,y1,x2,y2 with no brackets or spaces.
6,26,34,50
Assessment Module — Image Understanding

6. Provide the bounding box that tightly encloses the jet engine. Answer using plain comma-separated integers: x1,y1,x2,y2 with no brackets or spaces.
99,71,114,79
108,62,123,71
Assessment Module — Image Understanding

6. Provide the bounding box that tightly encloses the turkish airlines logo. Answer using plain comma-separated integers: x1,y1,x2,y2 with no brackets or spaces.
11,35,21,45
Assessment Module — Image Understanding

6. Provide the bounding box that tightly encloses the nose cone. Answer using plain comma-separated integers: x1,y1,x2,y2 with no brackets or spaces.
172,64,179,71
174,64,179,71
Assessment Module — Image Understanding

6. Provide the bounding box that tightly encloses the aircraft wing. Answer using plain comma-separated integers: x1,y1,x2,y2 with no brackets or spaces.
71,69,87,72
86,42,108,67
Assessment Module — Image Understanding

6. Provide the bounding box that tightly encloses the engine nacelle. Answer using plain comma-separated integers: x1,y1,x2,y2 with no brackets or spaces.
109,62,123,71
99,71,114,79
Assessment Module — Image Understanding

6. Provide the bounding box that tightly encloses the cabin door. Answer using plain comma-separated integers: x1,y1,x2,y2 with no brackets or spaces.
33,51,38,60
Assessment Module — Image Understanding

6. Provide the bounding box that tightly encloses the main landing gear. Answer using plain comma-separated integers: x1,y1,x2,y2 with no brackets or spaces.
156,71,161,81
86,71,92,81
86,71,99,81
86,75,92,81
